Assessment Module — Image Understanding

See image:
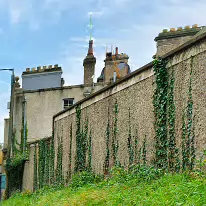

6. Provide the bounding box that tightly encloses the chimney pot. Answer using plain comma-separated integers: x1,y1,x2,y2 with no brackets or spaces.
192,24,198,28
32,68,36,72
185,25,190,29
177,27,183,31
162,29,168,33
26,68,30,72
115,47,118,55
43,66,47,70
170,28,176,32
48,65,52,69
54,64,58,68
37,66,41,71
87,40,94,55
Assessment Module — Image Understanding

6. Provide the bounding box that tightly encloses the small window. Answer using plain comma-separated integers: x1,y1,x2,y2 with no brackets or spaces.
63,98,74,110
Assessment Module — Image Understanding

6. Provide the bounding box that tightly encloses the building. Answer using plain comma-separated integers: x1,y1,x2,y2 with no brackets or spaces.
3,39,131,152
2,24,205,194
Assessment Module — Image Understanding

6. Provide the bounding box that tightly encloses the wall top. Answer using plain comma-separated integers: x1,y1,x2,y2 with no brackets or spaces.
155,25,202,41
22,64,62,75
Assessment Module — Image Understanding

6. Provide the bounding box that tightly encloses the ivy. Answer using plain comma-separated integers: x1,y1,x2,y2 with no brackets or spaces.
153,57,168,170
167,69,179,172
38,140,45,189
134,129,139,165
56,129,63,184
112,100,119,166
68,123,73,180
181,112,187,171
50,131,55,184
104,114,110,175
127,108,134,166
33,144,38,191
87,130,92,172
75,105,83,172
4,151,28,199
44,142,50,185
142,136,147,165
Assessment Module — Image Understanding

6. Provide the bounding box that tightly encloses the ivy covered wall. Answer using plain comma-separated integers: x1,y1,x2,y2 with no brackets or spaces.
22,34,206,192
52,37,206,178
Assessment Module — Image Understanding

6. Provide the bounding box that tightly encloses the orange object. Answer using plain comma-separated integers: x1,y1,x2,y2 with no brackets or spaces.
113,60,120,79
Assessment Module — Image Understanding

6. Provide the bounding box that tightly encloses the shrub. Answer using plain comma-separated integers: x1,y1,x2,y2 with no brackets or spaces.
70,171,103,189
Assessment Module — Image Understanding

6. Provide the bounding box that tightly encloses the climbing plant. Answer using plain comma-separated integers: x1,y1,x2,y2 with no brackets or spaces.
112,100,119,166
33,144,38,191
167,69,179,172
153,57,168,170
74,105,82,172
38,139,45,189
44,142,50,185
87,130,92,172
68,123,73,180
181,112,187,171
142,136,147,165
104,111,110,175
50,131,55,184
134,129,139,165
56,128,63,184
127,108,134,166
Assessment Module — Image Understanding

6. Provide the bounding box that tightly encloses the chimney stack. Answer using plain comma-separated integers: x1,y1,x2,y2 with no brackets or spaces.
115,47,118,55
87,40,94,55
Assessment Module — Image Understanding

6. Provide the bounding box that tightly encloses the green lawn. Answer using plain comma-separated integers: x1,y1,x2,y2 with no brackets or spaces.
3,172,206,206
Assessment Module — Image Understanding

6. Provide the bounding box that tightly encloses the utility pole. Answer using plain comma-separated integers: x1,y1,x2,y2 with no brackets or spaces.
0,69,15,159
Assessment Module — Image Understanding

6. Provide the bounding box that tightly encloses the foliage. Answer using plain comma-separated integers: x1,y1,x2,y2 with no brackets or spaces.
4,151,28,199
38,139,45,189
56,129,63,184
68,123,73,180
4,168,205,206
87,130,92,172
75,105,84,172
181,57,195,171
168,69,178,172
127,108,134,166
142,136,147,165
103,108,110,175
70,171,103,189
112,100,119,166
50,131,55,184
33,145,38,191
153,57,169,170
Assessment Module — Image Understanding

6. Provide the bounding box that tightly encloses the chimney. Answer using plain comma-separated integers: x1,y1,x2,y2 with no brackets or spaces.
87,40,94,55
115,47,118,55
154,24,201,56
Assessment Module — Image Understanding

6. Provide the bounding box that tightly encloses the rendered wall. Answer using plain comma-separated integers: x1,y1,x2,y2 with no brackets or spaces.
13,83,105,144
54,36,206,177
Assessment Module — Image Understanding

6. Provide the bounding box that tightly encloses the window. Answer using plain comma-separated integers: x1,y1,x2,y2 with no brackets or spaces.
63,98,74,110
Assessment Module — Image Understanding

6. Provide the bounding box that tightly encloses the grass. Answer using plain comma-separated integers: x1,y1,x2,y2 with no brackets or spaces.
3,168,206,206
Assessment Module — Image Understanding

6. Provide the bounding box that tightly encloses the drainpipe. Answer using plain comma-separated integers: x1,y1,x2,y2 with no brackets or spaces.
22,96,27,152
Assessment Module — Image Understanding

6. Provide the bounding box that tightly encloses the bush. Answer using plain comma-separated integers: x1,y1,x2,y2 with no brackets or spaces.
70,171,103,189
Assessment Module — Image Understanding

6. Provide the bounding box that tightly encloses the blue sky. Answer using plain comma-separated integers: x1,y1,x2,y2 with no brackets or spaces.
0,0,205,143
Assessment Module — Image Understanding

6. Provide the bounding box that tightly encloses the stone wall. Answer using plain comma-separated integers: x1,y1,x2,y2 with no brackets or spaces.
22,32,206,191
53,34,206,178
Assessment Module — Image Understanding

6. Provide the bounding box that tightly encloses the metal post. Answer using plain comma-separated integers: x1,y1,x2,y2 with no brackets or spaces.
22,97,27,152
7,69,15,158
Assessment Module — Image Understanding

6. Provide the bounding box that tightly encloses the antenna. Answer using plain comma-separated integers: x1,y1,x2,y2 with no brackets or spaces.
89,13,93,41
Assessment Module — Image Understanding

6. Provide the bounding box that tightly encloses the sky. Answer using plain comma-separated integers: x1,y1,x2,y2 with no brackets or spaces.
0,0,206,143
